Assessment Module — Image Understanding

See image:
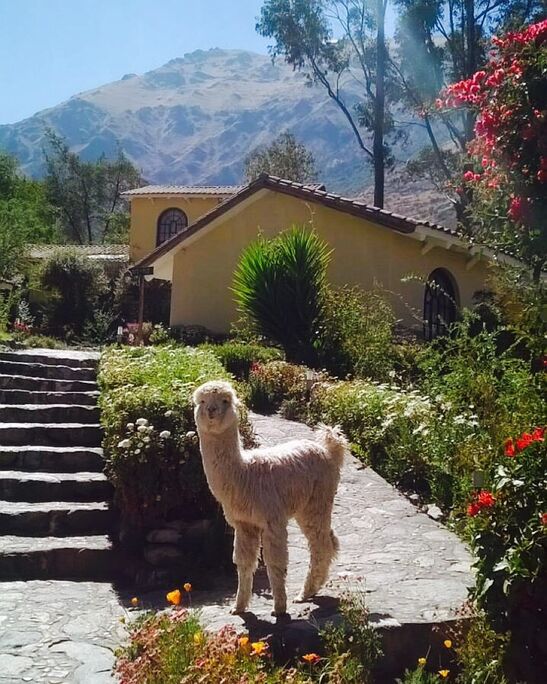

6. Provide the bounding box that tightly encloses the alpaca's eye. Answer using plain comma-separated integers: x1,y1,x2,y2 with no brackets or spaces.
222,398,229,404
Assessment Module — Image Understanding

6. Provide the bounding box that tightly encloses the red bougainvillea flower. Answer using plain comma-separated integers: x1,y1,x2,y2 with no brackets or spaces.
537,169,547,183
478,491,496,508
541,513,547,526
504,438,516,457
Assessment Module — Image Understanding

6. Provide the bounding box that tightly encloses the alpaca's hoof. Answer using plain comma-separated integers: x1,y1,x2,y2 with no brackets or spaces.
294,592,313,603
272,610,290,620
230,605,246,615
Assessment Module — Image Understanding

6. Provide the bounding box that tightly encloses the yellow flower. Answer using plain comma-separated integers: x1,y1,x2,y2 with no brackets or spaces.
238,636,251,654
166,589,182,605
130,597,139,606
439,670,450,679
251,641,268,656
302,653,321,665
444,639,452,649
183,582,192,592
193,631,204,645
418,657,427,666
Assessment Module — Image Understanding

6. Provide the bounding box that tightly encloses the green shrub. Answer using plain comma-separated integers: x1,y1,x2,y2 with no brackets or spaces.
199,341,284,379
99,345,254,524
39,247,108,338
466,429,546,680
317,286,396,380
309,379,489,509
244,361,309,415
418,312,545,444
232,226,331,366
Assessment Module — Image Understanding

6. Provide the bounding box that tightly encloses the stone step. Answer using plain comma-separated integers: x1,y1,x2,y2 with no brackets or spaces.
0,500,112,536
0,403,100,424
0,373,97,393
0,471,112,502
0,349,99,369
0,535,114,580
0,360,96,381
0,446,104,473
0,423,103,447
0,389,99,405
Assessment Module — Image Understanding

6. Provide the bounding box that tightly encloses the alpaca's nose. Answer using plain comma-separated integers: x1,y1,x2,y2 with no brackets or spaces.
207,406,217,418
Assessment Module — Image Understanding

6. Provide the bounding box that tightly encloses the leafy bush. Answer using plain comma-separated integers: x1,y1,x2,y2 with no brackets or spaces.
418,312,545,445
149,324,174,346
244,361,309,415
466,429,546,680
99,345,254,524
232,226,331,366
39,247,108,338
317,286,396,380
199,341,284,379
309,379,488,509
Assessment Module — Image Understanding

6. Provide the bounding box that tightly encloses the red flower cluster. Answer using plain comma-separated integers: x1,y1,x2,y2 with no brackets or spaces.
541,513,547,526
13,321,31,334
437,19,547,234
492,19,547,50
504,427,545,456
467,490,496,517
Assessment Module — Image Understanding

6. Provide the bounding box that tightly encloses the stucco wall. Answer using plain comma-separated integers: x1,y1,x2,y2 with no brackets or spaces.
129,196,223,262
169,191,492,333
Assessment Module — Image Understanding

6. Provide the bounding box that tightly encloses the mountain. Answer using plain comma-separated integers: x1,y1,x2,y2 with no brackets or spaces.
0,48,450,204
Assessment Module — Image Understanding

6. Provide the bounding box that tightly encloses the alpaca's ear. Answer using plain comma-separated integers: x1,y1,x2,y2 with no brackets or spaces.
192,389,201,406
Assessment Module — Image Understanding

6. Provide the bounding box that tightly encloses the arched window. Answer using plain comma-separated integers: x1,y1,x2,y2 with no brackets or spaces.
423,269,458,341
156,208,188,246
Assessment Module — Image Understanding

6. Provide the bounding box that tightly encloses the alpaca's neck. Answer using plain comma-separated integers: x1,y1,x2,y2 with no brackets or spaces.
198,424,244,503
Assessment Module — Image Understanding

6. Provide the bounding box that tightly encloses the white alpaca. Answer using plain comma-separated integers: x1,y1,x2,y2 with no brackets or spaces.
193,380,347,616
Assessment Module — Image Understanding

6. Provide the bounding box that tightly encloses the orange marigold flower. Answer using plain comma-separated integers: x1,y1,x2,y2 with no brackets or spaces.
444,639,452,648
439,670,450,678
166,589,182,606
130,597,139,606
302,653,321,664
418,657,427,666
183,582,192,592
251,641,268,656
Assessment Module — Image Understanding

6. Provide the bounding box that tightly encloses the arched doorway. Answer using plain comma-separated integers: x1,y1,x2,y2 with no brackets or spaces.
423,269,458,340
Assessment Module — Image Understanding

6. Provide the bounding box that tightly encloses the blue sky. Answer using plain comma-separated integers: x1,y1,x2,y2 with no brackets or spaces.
0,0,397,125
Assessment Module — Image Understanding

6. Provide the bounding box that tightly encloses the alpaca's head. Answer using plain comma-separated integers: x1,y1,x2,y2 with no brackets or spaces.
193,380,240,435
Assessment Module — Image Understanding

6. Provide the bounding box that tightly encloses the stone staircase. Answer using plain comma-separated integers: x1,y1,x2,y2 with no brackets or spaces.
0,348,115,581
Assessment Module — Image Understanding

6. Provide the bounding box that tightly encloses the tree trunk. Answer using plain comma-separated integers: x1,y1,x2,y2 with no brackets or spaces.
373,0,386,209
464,0,477,142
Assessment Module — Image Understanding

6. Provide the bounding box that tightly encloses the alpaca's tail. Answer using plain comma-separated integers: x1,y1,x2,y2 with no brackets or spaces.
317,424,348,470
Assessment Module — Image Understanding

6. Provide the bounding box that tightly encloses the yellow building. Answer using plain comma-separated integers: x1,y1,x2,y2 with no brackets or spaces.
125,174,511,339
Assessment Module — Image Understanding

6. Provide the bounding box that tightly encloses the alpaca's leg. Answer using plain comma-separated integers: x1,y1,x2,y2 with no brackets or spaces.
231,523,260,614
262,523,289,616
295,510,339,602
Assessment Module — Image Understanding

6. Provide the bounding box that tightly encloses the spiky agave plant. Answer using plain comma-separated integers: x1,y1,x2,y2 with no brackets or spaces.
232,226,332,366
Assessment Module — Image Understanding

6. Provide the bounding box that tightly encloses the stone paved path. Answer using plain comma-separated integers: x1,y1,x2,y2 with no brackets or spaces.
0,581,125,683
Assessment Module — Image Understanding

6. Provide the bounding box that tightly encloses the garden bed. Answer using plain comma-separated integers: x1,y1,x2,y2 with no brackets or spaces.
98,344,255,588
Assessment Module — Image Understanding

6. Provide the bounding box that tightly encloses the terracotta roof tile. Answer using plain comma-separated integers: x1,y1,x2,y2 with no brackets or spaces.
122,185,245,197
132,173,463,270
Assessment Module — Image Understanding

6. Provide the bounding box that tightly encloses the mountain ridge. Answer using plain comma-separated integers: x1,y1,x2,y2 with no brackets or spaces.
0,47,455,225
